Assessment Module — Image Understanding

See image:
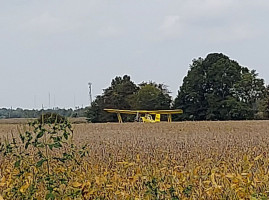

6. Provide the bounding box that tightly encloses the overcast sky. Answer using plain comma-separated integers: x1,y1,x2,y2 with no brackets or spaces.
1,0,269,109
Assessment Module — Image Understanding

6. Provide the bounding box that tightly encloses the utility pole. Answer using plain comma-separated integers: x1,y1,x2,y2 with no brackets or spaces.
48,92,51,109
53,95,56,110
74,94,76,109
9,106,12,118
34,95,36,108
88,82,92,106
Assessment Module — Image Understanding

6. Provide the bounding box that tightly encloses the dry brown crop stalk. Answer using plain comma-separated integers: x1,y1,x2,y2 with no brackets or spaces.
1,121,269,199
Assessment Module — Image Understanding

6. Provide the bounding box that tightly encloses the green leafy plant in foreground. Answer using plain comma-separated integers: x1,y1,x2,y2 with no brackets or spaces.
0,118,88,199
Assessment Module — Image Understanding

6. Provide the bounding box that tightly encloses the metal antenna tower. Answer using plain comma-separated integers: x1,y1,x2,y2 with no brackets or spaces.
88,82,92,106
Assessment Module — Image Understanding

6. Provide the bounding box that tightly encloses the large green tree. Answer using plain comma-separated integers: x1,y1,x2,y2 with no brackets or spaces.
130,82,172,110
174,53,266,120
256,85,269,119
86,75,139,122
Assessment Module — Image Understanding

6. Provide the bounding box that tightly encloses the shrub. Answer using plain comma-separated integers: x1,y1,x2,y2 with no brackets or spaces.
38,112,66,124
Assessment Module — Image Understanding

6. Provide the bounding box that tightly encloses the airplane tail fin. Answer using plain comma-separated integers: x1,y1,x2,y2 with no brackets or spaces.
155,114,161,122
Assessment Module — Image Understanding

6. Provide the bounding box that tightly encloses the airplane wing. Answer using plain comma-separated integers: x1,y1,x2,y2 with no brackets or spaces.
104,109,139,114
104,109,183,115
147,110,183,114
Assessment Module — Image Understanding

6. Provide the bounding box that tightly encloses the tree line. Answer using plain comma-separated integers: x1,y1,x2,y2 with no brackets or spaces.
1,53,268,122
86,53,269,122
0,108,86,119
86,76,172,122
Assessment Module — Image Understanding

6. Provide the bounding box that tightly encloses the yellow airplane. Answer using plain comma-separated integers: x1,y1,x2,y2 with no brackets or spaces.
104,109,183,123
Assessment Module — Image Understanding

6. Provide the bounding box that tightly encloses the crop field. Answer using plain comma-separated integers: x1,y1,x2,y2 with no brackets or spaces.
1,121,269,199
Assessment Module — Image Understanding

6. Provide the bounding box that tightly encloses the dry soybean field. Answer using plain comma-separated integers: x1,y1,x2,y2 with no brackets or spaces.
1,121,269,199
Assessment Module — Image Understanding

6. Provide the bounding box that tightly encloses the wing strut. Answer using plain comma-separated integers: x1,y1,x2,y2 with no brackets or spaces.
167,114,172,122
117,113,123,123
135,112,140,122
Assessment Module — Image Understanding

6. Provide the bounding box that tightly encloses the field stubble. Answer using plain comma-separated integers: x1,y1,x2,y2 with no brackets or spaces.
1,121,269,199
